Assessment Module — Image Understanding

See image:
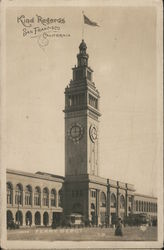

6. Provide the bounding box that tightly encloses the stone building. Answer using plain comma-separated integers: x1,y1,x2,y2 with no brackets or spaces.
6,40,157,227
7,169,64,226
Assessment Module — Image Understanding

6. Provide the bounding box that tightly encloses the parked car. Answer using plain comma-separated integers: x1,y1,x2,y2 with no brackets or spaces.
7,220,19,230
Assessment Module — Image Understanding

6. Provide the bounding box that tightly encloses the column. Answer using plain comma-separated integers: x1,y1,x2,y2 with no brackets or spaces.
116,183,120,219
40,191,42,207
125,188,128,217
22,210,26,226
88,189,91,222
131,195,134,214
56,191,59,207
40,212,44,226
106,179,110,227
13,189,16,206
96,189,100,226
31,211,35,227
31,190,34,208
22,190,25,207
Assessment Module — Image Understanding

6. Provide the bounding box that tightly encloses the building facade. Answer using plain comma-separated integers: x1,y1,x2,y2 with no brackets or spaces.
7,169,64,227
6,40,157,227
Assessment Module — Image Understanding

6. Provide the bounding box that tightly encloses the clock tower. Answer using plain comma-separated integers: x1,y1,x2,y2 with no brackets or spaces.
64,40,101,177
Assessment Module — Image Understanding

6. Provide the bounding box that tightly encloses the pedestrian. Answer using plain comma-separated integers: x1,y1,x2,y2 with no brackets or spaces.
115,218,123,236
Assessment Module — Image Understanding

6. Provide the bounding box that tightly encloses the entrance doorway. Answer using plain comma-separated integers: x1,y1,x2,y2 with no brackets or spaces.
35,211,41,225
111,212,117,225
7,210,13,227
52,212,61,227
91,203,96,225
43,212,49,226
25,211,32,226
16,211,23,226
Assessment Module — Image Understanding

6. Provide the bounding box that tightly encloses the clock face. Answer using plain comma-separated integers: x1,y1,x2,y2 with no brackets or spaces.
67,123,84,143
89,125,97,142
70,125,81,138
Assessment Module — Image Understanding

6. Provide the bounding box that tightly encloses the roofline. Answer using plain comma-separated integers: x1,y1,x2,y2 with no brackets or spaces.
134,193,157,199
7,169,65,182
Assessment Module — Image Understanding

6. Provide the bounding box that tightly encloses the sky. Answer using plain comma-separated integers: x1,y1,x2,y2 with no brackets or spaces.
5,5,160,196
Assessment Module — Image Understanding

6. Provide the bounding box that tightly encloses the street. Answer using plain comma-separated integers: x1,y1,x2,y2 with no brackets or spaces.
7,226,157,241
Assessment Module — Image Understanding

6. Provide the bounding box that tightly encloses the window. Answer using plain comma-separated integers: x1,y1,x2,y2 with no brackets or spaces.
141,201,144,212
136,200,138,211
75,69,83,80
120,195,125,209
58,189,63,207
25,185,32,205
111,193,116,208
90,190,96,198
68,94,85,107
139,201,141,211
34,187,41,206
87,70,91,80
89,94,98,109
15,184,23,205
7,183,13,205
79,190,83,197
100,192,106,207
51,189,56,207
43,188,49,206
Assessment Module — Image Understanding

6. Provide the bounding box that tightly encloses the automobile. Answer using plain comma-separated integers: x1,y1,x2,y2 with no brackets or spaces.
65,213,85,228
7,220,20,230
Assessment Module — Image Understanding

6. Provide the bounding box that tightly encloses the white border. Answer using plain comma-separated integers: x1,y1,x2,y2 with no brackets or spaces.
1,0,163,249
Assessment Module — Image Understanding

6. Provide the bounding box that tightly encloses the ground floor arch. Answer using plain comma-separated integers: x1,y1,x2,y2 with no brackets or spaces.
43,212,49,226
7,210,13,225
35,211,41,225
91,203,96,225
25,211,32,226
15,210,23,226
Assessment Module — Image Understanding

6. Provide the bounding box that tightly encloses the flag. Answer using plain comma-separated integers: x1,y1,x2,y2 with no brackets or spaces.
83,14,99,27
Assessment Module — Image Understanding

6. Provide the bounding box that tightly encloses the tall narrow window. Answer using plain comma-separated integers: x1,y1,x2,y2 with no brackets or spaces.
58,189,63,207
15,184,23,205
51,189,56,207
7,183,13,205
111,193,116,208
34,187,41,206
25,185,32,205
43,188,49,206
100,192,106,207
120,195,125,209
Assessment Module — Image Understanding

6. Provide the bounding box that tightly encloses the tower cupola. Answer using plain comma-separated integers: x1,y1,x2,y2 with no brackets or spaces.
77,39,89,67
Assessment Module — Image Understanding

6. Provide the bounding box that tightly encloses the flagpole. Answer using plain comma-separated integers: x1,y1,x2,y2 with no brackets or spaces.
82,11,84,39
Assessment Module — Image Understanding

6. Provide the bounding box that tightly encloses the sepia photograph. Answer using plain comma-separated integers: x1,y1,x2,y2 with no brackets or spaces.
0,0,163,249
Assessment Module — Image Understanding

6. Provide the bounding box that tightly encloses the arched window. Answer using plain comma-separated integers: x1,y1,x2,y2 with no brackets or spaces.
58,189,63,207
120,195,125,209
110,193,116,208
43,188,49,206
7,182,13,205
136,200,138,211
141,201,144,212
149,202,151,212
15,184,23,205
139,201,141,211
91,203,95,210
34,186,41,206
25,185,32,205
100,192,106,207
51,189,56,207
35,211,41,225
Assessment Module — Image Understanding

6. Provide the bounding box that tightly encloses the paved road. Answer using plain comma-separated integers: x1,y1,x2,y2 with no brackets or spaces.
7,226,157,241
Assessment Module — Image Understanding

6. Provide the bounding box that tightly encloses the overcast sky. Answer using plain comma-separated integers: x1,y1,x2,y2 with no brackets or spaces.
6,5,160,196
